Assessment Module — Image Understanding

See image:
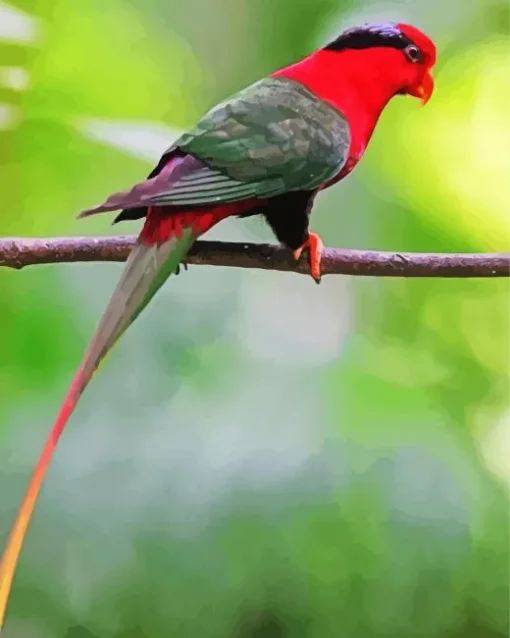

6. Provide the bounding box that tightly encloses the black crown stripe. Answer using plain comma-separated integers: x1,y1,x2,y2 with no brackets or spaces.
325,22,413,52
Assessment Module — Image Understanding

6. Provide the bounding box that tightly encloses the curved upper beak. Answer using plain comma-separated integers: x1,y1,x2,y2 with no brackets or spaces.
410,69,434,105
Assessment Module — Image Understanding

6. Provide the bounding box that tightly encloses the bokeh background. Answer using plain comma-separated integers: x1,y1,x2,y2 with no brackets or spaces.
0,0,508,636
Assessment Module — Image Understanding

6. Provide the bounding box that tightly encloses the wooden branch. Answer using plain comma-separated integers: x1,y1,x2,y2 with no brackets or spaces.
0,236,508,278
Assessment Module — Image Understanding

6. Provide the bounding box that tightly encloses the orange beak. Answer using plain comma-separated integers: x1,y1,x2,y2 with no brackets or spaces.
410,69,434,105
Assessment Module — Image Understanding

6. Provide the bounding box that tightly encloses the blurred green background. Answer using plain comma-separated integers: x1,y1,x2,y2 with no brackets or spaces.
0,0,508,636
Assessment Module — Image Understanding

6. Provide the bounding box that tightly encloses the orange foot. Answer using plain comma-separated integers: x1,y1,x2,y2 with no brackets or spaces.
293,232,324,284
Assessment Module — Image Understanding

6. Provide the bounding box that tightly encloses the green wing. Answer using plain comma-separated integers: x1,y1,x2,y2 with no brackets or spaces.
149,76,351,207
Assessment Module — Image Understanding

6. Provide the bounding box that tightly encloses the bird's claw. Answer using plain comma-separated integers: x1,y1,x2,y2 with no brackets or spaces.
293,232,324,283
174,262,189,276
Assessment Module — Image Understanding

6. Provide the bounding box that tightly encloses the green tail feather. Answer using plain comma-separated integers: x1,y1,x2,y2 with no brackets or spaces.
77,228,196,393
53,227,197,418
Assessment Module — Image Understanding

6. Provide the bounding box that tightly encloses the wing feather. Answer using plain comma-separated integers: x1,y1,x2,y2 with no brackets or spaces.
80,76,351,218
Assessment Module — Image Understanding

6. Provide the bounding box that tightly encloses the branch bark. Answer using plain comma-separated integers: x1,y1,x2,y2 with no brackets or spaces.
0,236,508,278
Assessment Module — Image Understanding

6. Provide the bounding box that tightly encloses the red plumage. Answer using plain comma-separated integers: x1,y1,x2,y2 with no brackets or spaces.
140,200,260,246
140,22,436,249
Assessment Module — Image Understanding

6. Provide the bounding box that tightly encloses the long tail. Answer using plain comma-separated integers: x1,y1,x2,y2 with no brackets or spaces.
0,214,197,630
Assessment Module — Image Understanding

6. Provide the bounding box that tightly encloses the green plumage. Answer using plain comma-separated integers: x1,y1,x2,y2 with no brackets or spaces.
71,230,196,399
150,76,351,207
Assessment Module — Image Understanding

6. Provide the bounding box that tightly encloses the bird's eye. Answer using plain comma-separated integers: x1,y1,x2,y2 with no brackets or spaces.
404,44,421,63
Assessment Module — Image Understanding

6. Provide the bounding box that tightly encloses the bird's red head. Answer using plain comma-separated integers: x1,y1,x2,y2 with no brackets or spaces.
272,21,437,174
322,22,437,105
